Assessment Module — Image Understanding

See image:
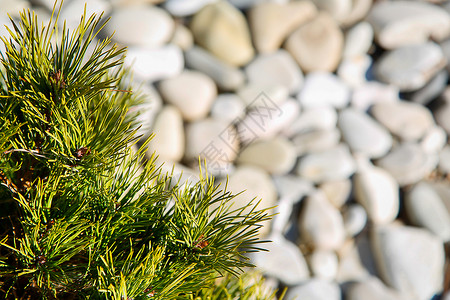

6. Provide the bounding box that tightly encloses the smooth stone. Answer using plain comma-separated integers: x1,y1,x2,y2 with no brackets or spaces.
299,191,346,250
297,144,356,183
351,82,399,111
147,106,184,163
371,101,435,141
285,12,344,73
283,106,338,137
336,240,370,283
341,0,372,27
354,164,399,224
158,70,217,121
405,181,450,241
210,94,245,123
237,137,297,175
249,1,317,53
420,126,447,154
105,5,174,48
298,72,350,108
371,224,445,300
343,204,367,237
367,1,450,49
309,250,339,280
285,279,341,300
343,22,374,59
110,0,165,5
435,88,450,134
440,38,450,72
249,235,310,285
170,23,194,51
410,70,448,105
236,98,299,143
237,83,289,108
337,55,372,87
374,42,446,92
439,145,450,174
346,277,406,300
311,0,352,23
273,175,314,203
429,181,450,213
185,46,245,91
319,179,351,208
245,50,304,94
227,0,267,9
376,143,438,186
128,84,163,140
292,128,341,156
184,117,239,166
190,1,254,66
163,0,217,17
339,108,392,158
61,0,111,29
218,165,277,236
124,44,184,82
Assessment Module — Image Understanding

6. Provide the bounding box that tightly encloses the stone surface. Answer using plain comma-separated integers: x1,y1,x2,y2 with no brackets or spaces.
374,42,446,92
105,5,174,48
163,0,217,17
237,83,289,108
337,55,372,87
338,108,392,158
371,224,445,300
336,240,370,283
371,101,435,142
148,105,184,163
185,46,245,91
410,70,448,105
367,1,450,49
298,72,350,108
170,23,194,51
285,279,341,300
439,145,450,174
61,0,111,29
124,44,184,82
309,249,339,280
433,87,450,134
210,93,245,122
343,204,367,237
249,1,317,53
285,12,344,73
292,128,341,156
250,235,310,285
353,165,399,225
376,143,438,186
283,106,338,137
343,22,374,59
420,126,447,154
311,0,352,23
341,0,372,27
273,175,314,203
158,70,216,121
297,144,356,183
190,1,254,66
299,191,346,250
245,50,303,94
351,82,399,111
237,137,297,175
319,179,351,208
346,277,406,300
405,181,450,241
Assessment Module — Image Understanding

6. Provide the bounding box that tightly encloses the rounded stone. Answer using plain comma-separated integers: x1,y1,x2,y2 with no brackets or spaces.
367,1,450,49
283,106,337,137
210,94,245,123
374,42,446,92
420,126,447,154
371,224,445,300
299,191,346,250
343,22,374,59
343,204,367,237
285,279,340,300
237,137,297,175
319,179,352,208
351,82,399,111
249,235,310,285
338,108,392,158
337,55,372,87
297,144,356,183
147,106,185,163
285,12,344,73
170,23,194,51
124,44,184,82
439,145,450,174
245,50,304,94
405,181,450,241
249,1,317,53
376,143,438,186
163,0,218,17
185,46,245,91
371,101,435,141
347,277,407,300
190,1,254,66
298,72,350,108
158,70,217,121
309,250,339,280
105,5,174,48
292,128,341,156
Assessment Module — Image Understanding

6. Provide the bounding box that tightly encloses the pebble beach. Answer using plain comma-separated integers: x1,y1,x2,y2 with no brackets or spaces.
1,0,450,299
